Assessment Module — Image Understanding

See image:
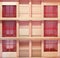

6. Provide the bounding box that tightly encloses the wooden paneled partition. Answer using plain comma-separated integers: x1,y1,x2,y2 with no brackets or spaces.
19,40,42,58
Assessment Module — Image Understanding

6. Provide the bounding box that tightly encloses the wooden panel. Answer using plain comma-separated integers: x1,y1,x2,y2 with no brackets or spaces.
32,21,42,36
19,5,29,14
32,14,41,18
20,14,29,18
32,41,41,47
19,40,29,47
32,0,42,4
42,52,58,57
20,28,29,36
19,0,29,4
32,5,41,14
19,5,29,18
32,50,41,57
19,50,29,57
32,25,42,36
2,52,16,57
19,21,29,36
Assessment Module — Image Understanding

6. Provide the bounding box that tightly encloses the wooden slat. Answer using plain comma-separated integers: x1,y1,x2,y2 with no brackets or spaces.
16,40,19,58
29,40,32,58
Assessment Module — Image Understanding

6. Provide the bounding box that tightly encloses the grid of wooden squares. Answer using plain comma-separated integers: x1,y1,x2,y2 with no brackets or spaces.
1,20,58,37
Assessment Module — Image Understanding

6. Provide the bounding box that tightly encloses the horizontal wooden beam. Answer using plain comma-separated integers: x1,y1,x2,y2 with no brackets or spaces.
0,37,60,40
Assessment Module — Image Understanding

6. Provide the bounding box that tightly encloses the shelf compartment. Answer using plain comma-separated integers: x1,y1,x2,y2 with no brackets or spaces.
31,21,42,37
19,50,29,57
19,21,29,37
19,40,29,47
32,40,42,57
32,41,41,47
19,40,29,57
32,50,41,57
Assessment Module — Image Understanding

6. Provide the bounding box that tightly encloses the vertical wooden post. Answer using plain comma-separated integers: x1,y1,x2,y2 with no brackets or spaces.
16,40,19,58
0,40,2,58
29,40,32,58
16,21,19,37
29,0,32,17
41,40,44,57
29,21,32,37
42,21,44,37
17,2,19,18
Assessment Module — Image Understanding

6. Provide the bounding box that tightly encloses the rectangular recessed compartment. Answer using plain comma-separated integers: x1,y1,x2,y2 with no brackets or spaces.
19,40,42,58
19,40,29,58
32,41,42,57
